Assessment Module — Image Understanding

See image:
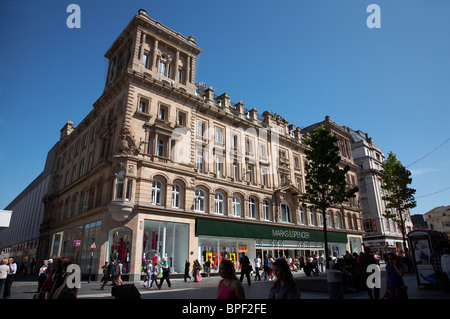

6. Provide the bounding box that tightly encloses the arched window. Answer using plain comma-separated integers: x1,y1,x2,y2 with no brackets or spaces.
281,202,292,223
215,191,225,215
249,197,257,219
347,213,353,230
115,171,125,200
232,194,242,217
318,210,324,227
151,179,163,205
172,183,181,208
263,200,271,221
328,211,333,228
336,213,341,229
309,208,316,226
299,206,305,225
353,215,359,230
195,188,206,212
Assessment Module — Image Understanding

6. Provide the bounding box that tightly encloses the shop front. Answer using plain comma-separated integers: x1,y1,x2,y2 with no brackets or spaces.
196,218,350,272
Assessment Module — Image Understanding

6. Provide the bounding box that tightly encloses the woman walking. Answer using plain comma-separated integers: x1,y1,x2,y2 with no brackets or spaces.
193,259,202,282
144,260,153,288
148,261,159,289
268,258,300,299
385,253,407,299
217,260,245,299
158,258,171,289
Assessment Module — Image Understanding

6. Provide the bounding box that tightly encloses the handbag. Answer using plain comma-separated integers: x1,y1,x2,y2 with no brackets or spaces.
157,268,163,279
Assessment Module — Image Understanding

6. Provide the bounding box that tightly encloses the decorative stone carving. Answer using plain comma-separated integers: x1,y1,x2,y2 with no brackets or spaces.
118,128,137,155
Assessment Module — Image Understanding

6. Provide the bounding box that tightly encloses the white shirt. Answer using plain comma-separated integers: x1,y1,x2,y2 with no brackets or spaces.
0,265,9,279
254,257,261,268
441,254,450,273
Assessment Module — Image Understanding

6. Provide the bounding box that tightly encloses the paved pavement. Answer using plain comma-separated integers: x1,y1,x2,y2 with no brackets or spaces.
5,264,450,300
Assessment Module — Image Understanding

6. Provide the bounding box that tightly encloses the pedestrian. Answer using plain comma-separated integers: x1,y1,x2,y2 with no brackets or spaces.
263,254,269,281
3,257,17,299
193,259,203,282
440,248,450,292
268,258,300,299
116,260,123,285
204,258,211,278
37,260,48,292
268,256,274,281
184,259,192,282
144,260,153,288
101,259,116,290
239,252,251,286
158,258,171,289
100,262,109,284
0,259,10,298
217,259,245,299
384,253,407,299
360,246,380,299
149,261,159,289
52,262,78,299
253,255,262,281
318,254,324,272
48,259,64,299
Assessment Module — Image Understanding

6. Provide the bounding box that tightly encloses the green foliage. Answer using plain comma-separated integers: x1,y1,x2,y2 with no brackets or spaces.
380,152,417,219
301,126,359,211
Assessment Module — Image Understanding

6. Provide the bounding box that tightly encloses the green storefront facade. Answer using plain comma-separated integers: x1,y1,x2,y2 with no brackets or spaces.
196,218,361,270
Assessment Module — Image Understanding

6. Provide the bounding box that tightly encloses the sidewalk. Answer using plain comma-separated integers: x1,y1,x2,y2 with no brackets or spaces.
6,266,450,300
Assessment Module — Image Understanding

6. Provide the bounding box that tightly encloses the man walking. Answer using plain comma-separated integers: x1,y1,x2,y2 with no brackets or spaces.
239,252,251,286
253,255,262,281
101,259,116,290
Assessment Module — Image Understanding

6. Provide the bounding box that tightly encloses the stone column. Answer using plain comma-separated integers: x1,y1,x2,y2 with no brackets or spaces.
152,38,159,72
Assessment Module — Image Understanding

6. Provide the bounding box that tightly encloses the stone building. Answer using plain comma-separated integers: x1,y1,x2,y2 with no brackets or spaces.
424,205,450,236
347,128,413,253
38,9,363,281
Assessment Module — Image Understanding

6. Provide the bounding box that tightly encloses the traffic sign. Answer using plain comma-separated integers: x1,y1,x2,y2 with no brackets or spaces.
90,241,97,249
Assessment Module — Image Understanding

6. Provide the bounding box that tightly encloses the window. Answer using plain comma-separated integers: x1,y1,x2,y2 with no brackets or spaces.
232,134,239,149
216,155,223,177
259,143,267,159
197,149,204,173
299,206,305,224
281,202,291,223
263,200,271,221
87,153,93,172
158,105,168,121
215,128,223,144
246,138,254,154
328,212,333,228
79,159,85,178
336,214,341,229
157,139,165,157
125,180,132,200
91,127,97,142
247,165,254,183
233,162,238,180
151,179,163,205
143,52,150,68
139,98,148,113
159,57,167,76
261,168,268,187
309,208,316,226
249,197,257,219
71,165,77,182
115,171,125,200
232,195,242,217
294,156,300,169
215,192,225,215
195,188,206,212
177,111,186,126
172,183,181,208
83,135,88,149
178,69,183,83
197,120,206,138
319,211,324,227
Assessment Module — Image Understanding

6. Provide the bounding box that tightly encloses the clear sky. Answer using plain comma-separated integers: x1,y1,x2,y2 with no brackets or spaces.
1,0,449,215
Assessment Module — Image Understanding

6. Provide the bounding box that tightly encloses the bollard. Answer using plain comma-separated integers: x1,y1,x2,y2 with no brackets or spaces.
327,269,344,299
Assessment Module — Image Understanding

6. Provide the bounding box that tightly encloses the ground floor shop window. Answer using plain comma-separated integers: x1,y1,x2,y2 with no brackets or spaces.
50,226,83,263
198,236,255,272
107,227,132,274
142,220,189,274
348,237,362,254
80,220,102,275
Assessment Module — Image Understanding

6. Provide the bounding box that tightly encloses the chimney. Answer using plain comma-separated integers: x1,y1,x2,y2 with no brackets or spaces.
60,121,75,141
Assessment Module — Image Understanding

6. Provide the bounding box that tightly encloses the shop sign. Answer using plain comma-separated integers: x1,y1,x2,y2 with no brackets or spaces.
238,245,248,253
271,229,310,240
73,240,81,247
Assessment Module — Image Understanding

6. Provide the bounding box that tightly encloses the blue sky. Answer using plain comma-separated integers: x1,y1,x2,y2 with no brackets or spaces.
0,0,449,215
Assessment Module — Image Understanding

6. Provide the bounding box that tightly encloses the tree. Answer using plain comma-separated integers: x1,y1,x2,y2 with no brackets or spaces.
380,152,416,253
301,126,359,270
